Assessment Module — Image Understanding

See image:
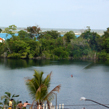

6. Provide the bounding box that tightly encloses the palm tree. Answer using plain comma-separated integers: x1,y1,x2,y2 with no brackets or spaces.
25,70,61,108
1,92,19,108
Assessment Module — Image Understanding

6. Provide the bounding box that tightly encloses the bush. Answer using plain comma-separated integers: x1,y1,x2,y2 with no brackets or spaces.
7,53,21,59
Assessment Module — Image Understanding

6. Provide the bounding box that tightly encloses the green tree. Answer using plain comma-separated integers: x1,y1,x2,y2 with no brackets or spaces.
79,26,91,41
3,25,17,35
68,37,90,58
2,25,17,53
27,26,41,39
64,31,76,42
80,27,102,51
102,27,109,53
26,70,61,106
0,28,2,33
1,92,19,108
102,27,109,39
8,40,30,58
53,47,69,58
37,30,61,40
18,30,29,40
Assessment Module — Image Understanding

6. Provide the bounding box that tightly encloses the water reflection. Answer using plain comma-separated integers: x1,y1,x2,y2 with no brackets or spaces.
0,58,92,69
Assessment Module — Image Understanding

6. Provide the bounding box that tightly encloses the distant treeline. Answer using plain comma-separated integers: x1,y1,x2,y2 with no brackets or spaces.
0,25,109,61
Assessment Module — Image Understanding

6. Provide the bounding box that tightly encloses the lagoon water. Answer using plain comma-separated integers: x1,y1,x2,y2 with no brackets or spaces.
0,59,109,109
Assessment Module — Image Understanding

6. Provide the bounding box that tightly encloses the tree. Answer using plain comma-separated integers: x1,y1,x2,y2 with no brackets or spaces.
79,27,102,51
3,25,17,35
27,26,41,39
102,27,109,52
102,27,109,39
1,92,19,108
68,37,90,58
37,30,61,40
64,31,76,42
2,25,17,53
25,70,61,107
0,28,2,33
18,30,29,40
8,40,30,58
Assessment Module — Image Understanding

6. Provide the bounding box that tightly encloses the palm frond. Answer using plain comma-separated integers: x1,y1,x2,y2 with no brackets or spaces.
35,84,47,102
0,102,3,105
1,95,10,101
5,92,11,98
43,84,61,101
12,94,19,98
4,99,8,105
43,71,52,87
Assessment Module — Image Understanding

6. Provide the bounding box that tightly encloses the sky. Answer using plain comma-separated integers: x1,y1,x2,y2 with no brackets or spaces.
0,0,109,30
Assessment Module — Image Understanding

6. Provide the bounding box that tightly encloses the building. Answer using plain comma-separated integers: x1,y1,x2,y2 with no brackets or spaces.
0,37,5,43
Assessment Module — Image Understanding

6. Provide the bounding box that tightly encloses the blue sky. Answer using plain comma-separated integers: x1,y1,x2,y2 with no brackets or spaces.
0,0,109,29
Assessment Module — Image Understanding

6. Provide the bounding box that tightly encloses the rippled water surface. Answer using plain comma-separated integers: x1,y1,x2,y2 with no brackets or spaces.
0,59,109,109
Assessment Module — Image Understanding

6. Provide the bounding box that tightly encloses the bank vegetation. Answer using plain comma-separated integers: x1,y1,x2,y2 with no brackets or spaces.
0,25,109,62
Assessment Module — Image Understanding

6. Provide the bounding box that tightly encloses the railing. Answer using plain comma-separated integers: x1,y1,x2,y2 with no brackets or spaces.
1,103,109,109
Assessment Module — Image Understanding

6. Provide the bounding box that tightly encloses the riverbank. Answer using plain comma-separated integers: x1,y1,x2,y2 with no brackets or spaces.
0,52,98,61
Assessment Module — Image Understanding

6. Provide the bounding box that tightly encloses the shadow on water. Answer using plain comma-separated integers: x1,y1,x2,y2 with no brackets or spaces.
84,60,109,69
0,58,93,69
0,58,109,69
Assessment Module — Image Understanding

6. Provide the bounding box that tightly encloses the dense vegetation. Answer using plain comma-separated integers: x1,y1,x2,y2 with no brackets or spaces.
0,25,109,61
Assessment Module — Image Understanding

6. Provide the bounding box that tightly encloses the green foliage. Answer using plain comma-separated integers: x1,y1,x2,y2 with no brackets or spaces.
102,28,109,53
37,30,61,40
53,47,69,58
79,27,102,51
68,37,90,58
0,28,2,33
97,51,107,60
3,25,17,36
7,53,21,58
28,54,34,59
64,31,76,42
42,51,51,59
102,37,109,53
102,27,109,39
18,30,29,40
27,26,41,39
0,43,6,55
26,70,61,104
1,25,109,61
1,92,19,108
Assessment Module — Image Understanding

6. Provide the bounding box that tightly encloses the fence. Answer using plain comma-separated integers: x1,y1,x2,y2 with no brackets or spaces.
29,103,109,109
1,103,109,109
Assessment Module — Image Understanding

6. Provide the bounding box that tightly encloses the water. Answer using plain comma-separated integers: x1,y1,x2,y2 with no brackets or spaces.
0,59,109,109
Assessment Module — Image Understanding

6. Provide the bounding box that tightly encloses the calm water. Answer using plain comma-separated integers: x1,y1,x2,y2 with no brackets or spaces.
0,59,109,109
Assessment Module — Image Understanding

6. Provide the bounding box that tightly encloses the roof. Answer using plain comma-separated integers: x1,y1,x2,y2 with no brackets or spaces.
0,37,5,41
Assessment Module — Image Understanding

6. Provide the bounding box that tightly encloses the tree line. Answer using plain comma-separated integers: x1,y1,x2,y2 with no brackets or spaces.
0,25,109,61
